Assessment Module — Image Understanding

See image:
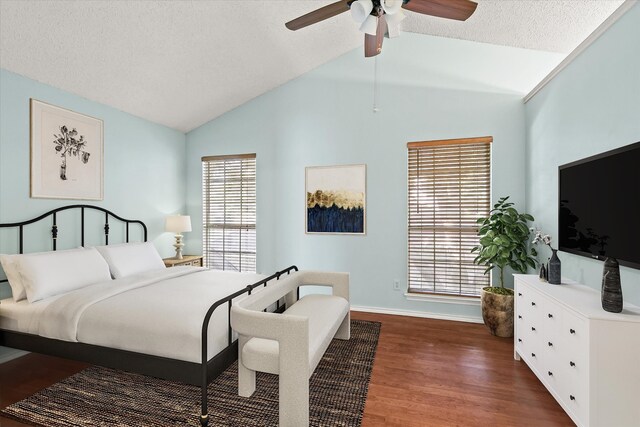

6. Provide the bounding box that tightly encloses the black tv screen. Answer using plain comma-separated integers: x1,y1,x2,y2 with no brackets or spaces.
559,141,640,270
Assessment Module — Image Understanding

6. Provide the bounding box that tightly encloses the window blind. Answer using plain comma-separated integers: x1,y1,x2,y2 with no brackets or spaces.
407,137,492,297
202,153,256,273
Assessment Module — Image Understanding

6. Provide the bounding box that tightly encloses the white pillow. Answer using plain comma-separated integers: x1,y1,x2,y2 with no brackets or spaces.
94,242,165,279
0,254,27,301
16,247,112,303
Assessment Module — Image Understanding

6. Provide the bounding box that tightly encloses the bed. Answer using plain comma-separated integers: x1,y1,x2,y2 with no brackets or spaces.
0,205,297,426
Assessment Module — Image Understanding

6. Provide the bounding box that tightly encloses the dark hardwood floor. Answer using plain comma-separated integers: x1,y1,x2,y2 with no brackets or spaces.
353,312,572,426
0,312,572,426
0,353,89,427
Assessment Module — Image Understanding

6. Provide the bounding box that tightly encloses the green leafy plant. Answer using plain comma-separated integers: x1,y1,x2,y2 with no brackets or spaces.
471,196,537,294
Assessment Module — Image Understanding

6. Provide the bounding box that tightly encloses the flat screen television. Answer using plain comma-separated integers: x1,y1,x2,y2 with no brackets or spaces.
559,141,640,270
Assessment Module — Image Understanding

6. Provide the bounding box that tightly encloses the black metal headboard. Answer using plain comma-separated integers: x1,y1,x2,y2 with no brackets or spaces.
0,205,148,283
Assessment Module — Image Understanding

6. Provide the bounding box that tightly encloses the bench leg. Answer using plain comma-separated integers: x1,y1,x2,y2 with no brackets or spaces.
237,335,256,397
335,312,350,340
238,363,256,397
279,371,309,427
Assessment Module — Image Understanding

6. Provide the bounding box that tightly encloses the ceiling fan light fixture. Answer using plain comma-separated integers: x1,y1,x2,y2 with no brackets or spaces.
351,0,374,23
360,14,379,35
382,0,403,15
386,21,400,38
384,9,405,26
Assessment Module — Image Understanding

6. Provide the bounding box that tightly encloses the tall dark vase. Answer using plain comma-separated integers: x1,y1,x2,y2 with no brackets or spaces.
602,257,623,313
548,249,561,285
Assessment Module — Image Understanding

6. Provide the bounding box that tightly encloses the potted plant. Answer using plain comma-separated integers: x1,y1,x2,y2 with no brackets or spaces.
471,196,537,337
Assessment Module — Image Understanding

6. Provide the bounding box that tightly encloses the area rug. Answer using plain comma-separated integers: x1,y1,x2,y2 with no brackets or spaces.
2,320,380,427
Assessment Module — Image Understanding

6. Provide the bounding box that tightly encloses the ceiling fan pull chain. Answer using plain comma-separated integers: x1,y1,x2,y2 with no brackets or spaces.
373,56,380,113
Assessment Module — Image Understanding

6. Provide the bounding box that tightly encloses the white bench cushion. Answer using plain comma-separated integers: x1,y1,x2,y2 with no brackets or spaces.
241,294,349,375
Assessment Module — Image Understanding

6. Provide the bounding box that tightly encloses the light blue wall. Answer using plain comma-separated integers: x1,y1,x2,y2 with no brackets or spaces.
525,4,640,305
186,34,562,321
0,68,187,280
0,69,187,358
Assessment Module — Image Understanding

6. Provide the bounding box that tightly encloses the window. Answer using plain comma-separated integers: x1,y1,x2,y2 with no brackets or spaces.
407,137,492,297
202,154,256,272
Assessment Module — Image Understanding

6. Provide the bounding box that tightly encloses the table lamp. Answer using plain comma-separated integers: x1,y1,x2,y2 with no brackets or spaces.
165,215,192,260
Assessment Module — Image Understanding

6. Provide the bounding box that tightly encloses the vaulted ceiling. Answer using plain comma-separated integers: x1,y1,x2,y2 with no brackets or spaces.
0,0,626,132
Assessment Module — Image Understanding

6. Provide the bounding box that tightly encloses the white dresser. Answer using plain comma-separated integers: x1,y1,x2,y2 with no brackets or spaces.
514,274,640,427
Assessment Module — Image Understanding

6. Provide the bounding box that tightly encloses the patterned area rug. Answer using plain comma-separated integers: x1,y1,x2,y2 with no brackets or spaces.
2,320,380,427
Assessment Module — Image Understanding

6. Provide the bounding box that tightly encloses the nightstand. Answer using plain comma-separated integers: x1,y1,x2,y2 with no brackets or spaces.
163,255,203,268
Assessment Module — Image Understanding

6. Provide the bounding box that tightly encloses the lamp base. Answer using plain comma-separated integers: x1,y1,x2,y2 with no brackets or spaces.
173,234,184,260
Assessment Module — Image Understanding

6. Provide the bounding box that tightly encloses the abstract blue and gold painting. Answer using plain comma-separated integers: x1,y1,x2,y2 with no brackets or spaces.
305,164,366,234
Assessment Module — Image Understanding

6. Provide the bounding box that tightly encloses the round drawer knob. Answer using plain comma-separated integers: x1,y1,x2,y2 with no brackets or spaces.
548,342,553,347
518,315,522,319
570,328,576,334
570,395,575,401
518,338,522,343
531,302,536,306
531,327,536,331
531,353,536,357
548,371,553,376
570,361,576,367
518,293,522,296
548,313,553,318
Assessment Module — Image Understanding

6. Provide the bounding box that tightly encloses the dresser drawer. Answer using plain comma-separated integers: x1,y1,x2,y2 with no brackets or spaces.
559,378,588,426
541,356,565,399
541,332,562,369
563,309,588,344
540,299,562,335
163,256,204,268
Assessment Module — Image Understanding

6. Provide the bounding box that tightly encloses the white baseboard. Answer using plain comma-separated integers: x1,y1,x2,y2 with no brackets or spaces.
350,305,483,324
0,349,28,364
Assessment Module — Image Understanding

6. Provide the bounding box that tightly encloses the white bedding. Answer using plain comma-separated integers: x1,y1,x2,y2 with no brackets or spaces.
0,267,266,363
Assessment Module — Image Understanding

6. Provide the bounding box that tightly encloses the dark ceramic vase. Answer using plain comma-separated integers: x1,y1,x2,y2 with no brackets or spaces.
539,264,547,282
548,249,561,285
602,257,623,313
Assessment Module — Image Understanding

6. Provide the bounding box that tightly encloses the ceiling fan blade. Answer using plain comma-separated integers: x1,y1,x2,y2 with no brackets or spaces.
364,15,386,58
402,0,478,21
285,0,352,31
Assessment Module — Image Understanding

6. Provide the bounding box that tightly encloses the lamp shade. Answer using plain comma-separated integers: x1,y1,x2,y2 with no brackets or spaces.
386,21,400,38
165,215,192,233
385,9,405,26
360,14,378,35
351,0,374,23
382,0,403,15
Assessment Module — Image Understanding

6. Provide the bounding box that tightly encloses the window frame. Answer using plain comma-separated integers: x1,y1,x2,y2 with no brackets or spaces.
406,136,492,298
201,153,257,273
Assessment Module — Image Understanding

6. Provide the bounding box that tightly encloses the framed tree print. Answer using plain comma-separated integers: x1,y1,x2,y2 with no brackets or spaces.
30,99,104,200
305,164,366,234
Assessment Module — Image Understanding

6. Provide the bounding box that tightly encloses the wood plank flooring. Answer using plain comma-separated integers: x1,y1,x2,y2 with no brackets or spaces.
0,312,572,426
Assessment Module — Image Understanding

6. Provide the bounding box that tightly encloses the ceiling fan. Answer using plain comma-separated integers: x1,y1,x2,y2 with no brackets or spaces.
285,0,478,57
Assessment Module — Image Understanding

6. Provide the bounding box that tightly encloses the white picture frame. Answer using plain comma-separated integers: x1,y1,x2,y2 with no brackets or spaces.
30,99,104,200
305,164,366,235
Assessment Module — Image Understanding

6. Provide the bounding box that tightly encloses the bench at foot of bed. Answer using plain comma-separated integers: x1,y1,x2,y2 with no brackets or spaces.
230,270,350,427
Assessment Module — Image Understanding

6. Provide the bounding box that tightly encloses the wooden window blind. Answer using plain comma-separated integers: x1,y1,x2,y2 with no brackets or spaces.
202,153,256,272
407,137,492,297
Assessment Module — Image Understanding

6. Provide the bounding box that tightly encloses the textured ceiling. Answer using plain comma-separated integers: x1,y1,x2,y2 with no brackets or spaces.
401,0,626,53
0,0,626,132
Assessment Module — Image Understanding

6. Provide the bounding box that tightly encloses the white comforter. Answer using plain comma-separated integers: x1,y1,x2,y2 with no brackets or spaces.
4,267,265,363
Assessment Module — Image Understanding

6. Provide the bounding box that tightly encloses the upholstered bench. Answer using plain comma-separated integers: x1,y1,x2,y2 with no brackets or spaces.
230,271,350,427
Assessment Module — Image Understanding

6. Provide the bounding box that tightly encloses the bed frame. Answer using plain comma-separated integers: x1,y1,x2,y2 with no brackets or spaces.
0,205,297,426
